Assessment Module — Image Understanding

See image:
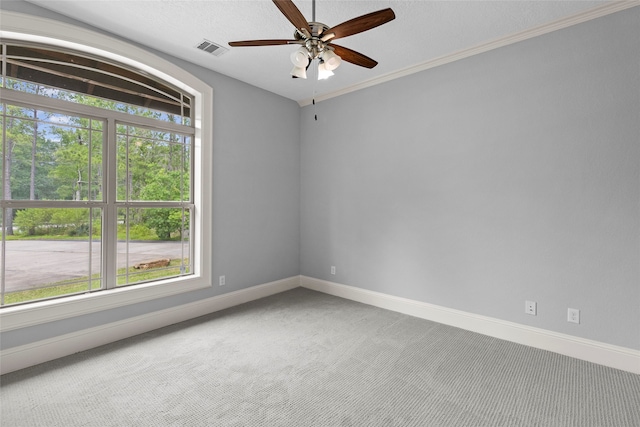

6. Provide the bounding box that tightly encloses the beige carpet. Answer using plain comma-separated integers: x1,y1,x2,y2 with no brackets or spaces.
1,288,639,426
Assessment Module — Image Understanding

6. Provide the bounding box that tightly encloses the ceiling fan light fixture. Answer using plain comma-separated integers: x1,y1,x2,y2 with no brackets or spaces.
228,0,395,81
321,50,341,71
317,61,334,80
290,47,310,67
291,65,307,79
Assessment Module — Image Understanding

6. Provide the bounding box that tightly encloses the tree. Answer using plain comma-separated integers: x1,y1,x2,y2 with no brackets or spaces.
139,170,188,239
13,208,54,236
51,208,90,236
30,120,37,200
50,130,91,200
2,106,37,234
4,89,187,238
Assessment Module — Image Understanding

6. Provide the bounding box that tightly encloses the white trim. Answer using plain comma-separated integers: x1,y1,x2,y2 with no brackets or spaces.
0,11,214,331
0,276,207,332
0,276,300,375
3,275,639,375
300,276,640,375
298,1,640,107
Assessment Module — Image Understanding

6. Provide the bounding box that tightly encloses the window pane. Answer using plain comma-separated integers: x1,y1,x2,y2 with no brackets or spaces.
116,207,190,287
90,125,104,201
2,104,103,202
116,124,191,202
2,207,102,305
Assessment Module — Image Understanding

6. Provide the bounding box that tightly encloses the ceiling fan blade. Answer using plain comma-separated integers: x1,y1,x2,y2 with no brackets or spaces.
330,44,378,69
323,8,395,42
229,39,298,47
272,0,312,35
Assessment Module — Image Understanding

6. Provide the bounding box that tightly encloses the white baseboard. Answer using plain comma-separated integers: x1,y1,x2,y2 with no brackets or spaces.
0,276,300,375
4,275,638,375
301,276,640,375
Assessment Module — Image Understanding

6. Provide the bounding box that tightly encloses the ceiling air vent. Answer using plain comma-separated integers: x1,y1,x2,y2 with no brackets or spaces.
196,39,228,57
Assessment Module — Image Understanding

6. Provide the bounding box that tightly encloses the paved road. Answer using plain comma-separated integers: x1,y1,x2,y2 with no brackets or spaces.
3,240,186,292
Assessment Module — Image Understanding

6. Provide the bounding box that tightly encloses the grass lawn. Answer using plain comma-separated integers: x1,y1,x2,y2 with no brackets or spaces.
4,259,189,305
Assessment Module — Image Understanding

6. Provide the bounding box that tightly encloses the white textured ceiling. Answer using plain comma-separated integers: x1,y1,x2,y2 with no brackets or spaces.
24,0,613,104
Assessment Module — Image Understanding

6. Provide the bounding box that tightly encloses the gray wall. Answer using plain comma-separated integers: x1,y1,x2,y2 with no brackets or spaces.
301,9,639,349
1,1,301,349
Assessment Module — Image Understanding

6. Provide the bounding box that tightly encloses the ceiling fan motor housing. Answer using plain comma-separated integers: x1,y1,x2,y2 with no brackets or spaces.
294,22,332,59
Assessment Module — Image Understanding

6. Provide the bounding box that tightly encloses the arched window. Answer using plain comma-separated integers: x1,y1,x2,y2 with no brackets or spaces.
3,44,192,118
0,12,212,324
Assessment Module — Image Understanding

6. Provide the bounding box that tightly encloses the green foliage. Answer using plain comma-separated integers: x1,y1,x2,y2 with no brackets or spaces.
4,110,35,199
14,208,95,236
140,170,188,240
116,223,158,241
143,207,184,240
51,208,90,236
92,218,102,237
4,96,190,240
13,208,54,235
4,106,59,201
48,127,102,201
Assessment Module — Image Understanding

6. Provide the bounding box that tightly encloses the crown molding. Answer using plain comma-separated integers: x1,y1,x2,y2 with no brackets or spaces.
298,1,639,107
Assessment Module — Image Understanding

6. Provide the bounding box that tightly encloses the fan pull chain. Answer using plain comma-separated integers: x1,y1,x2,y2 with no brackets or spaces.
313,98,317,121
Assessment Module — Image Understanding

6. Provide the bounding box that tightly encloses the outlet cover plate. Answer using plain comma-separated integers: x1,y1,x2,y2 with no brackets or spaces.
525,300,537,316
568,308,580,324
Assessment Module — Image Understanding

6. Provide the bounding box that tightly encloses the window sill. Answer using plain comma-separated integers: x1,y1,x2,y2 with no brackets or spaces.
0,276,211,332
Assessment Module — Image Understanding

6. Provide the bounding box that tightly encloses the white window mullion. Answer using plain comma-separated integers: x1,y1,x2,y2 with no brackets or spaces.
86,119,93,292
1,98,7,305
124,124,131,285
103,118,118,290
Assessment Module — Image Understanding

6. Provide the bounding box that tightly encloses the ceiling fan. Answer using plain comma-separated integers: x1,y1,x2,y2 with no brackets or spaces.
228,0,395,80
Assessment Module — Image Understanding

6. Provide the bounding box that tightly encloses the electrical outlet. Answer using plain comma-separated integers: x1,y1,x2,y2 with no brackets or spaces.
568,308,580,324
219,275,225,286
525,300,537,316
330,266,336,275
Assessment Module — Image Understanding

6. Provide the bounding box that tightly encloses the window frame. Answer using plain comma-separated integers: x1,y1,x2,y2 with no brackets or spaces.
0,11,213,332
